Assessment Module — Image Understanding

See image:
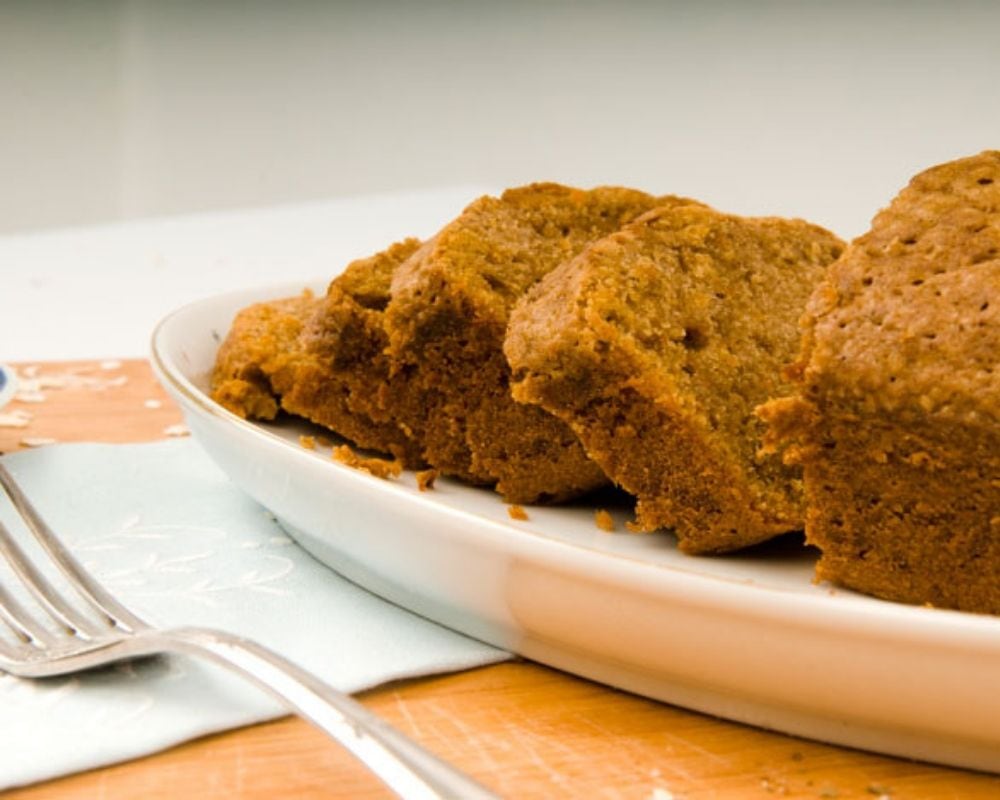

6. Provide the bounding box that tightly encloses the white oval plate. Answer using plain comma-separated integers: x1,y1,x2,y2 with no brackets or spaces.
152,281,1000,773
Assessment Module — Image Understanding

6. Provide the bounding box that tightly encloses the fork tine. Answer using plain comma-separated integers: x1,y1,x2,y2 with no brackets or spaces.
0,464,146,634
0,571,58,647
0,514,107,639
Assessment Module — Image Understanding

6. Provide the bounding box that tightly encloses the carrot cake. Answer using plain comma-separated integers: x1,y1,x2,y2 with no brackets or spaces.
383,183,694,502
505,204,844,552
759,151,1000,612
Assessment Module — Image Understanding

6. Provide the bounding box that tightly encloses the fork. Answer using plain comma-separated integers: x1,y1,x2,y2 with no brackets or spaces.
0,463,498,799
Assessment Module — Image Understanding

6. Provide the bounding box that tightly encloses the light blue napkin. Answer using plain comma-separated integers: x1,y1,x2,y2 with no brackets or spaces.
0,439,509,789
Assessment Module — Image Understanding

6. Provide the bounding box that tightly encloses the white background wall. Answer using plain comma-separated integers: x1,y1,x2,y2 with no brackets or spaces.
2,0,999,239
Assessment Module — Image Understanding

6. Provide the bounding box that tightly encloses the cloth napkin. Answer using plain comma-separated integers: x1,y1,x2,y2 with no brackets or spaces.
0,439,509,789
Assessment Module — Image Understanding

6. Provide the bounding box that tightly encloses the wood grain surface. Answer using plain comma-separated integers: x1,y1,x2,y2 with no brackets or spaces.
1,360,998,799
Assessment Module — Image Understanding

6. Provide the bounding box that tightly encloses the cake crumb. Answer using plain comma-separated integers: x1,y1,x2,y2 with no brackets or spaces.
163,423,189,437
299,434,317,450
100,359,122,370
332,444,402,480
0,410,33,428
144,398,163,409
33,375,68,389
103,375,129,389
416,469,439,491
20,437,57,448
595,509,615,532
507,504,529,521
760,775,788,795
15,391,46,403
15,368,127,395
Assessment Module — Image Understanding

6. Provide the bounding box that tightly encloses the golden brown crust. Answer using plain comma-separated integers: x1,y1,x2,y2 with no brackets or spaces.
382,183,697,502
763,151,1000,612
799,150,999,426
506,204,843,552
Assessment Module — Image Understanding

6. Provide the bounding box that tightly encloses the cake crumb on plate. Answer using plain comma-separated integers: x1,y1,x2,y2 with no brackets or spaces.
416,468,439,491
332,444,402,480
595,509,615,532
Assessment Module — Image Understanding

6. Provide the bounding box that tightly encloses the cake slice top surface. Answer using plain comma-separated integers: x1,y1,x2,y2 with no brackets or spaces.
386,183,692,344
324,238,424,312
298,238,423,367
508,204,844,486
803,150,1000,424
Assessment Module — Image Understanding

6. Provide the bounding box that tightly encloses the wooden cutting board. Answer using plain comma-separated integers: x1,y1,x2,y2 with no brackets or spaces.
1,360,997,799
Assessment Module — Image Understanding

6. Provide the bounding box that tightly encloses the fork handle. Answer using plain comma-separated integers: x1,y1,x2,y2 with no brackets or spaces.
137,626,498,800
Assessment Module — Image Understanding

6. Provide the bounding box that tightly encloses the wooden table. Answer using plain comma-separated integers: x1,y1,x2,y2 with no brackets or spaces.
2,359,997,799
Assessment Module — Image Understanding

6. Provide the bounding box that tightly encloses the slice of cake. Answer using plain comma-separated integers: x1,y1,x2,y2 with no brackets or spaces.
211,290,317,421
759,151,1000,612
505,204,844,552
382,183,693,502
278,238,427,466
210,239,427,466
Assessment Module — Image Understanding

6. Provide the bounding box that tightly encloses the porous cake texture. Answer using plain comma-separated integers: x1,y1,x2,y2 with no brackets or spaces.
506,204,843,552
211,291,317,421
279,238,427,466
759,151,1000,612
383,183,693,502
210,239,427,466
